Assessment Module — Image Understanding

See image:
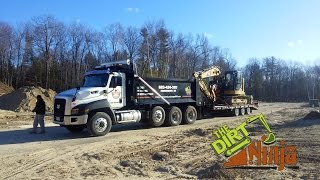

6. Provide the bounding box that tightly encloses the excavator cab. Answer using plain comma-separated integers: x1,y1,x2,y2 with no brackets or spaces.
223,71,245,96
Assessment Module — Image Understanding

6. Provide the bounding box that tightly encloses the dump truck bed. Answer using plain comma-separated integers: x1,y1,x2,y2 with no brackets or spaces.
135,77,202,106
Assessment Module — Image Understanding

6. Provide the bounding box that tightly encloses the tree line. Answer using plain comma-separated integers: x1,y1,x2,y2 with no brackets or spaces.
244,57,319,102
0,15,319,101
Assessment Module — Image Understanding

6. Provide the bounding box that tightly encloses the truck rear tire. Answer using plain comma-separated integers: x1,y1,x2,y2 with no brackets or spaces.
87,112,112,136
182,106,197,124
233,108,239,116
240,108,245,116
150,106,165,127
65,125,85,133
166,106,182,126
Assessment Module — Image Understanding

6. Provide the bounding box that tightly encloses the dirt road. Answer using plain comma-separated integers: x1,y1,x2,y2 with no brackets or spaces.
0,102,319,179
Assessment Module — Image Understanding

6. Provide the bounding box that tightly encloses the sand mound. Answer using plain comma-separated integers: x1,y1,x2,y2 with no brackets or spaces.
303,111,320,120
0,86,56,112
0,82,14,96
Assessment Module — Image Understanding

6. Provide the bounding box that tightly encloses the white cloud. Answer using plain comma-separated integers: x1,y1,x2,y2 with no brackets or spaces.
288,41,295,48
287,40,303,48
204,32,214,39
125,7,141,13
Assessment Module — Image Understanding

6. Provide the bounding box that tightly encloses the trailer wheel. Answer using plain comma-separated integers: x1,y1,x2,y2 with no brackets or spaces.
87,112,112,136
65,125,85,133
150,106,165,127
233,108,239,116
240,108,245,116
166,106,182,126
246,107,251,114
183,106,197,124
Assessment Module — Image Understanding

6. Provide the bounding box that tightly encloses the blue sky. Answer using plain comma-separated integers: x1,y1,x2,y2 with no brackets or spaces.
1,0,319,66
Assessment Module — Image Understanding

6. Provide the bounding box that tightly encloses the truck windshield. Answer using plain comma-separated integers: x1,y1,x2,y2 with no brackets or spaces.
83,74,109,87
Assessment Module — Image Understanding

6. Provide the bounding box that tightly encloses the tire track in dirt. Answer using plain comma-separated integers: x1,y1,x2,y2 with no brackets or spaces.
2,148,80,179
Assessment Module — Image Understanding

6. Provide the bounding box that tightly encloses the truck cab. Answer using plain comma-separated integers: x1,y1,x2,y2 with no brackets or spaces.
53,60,140,136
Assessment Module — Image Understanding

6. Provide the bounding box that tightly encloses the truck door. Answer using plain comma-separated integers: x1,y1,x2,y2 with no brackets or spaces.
107,73,126,109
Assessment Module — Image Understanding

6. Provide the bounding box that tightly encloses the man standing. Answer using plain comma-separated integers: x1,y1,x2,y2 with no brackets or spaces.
30,95,46,134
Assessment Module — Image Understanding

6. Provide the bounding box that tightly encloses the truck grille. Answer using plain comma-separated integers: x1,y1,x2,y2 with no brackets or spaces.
54,99,66,121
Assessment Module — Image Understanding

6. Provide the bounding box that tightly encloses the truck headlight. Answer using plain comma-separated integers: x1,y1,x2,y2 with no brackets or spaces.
71,108,79,115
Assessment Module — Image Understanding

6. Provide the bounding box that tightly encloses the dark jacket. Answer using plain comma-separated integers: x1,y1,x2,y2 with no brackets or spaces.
33,99,46,114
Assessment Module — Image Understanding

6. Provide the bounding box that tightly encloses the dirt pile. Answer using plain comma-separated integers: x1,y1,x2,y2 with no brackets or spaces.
0,82,14,96
0,86,56,112
303,110,320,120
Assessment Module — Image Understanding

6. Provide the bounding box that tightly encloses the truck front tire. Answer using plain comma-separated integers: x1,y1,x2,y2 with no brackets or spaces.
166,106,182,126
65,125,85,133
182,106,197,124
150,106,165,127
87,112,112,136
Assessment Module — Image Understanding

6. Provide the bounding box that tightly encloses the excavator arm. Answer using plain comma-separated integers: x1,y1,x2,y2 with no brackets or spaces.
193,66,221,101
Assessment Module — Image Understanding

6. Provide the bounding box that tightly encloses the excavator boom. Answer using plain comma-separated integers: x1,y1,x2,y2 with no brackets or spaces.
193,66,221,79
193,66,221,101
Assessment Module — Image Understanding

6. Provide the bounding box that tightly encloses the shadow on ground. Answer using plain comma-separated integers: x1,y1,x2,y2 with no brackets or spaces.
0,111,242,146
0,123,151,145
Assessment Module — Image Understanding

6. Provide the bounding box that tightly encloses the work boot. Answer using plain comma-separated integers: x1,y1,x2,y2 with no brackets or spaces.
39,131,46,134
29,131,37,134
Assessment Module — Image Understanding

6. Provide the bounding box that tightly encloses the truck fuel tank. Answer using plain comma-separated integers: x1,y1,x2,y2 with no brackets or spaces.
115,110,142,123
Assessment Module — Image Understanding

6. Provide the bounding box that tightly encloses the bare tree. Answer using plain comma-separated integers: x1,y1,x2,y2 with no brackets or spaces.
168,33,190,78
104,23,124,61
32,15,62,89
0,22,15,86
68,22,87,86
13,23,25,87
123,26,141,61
